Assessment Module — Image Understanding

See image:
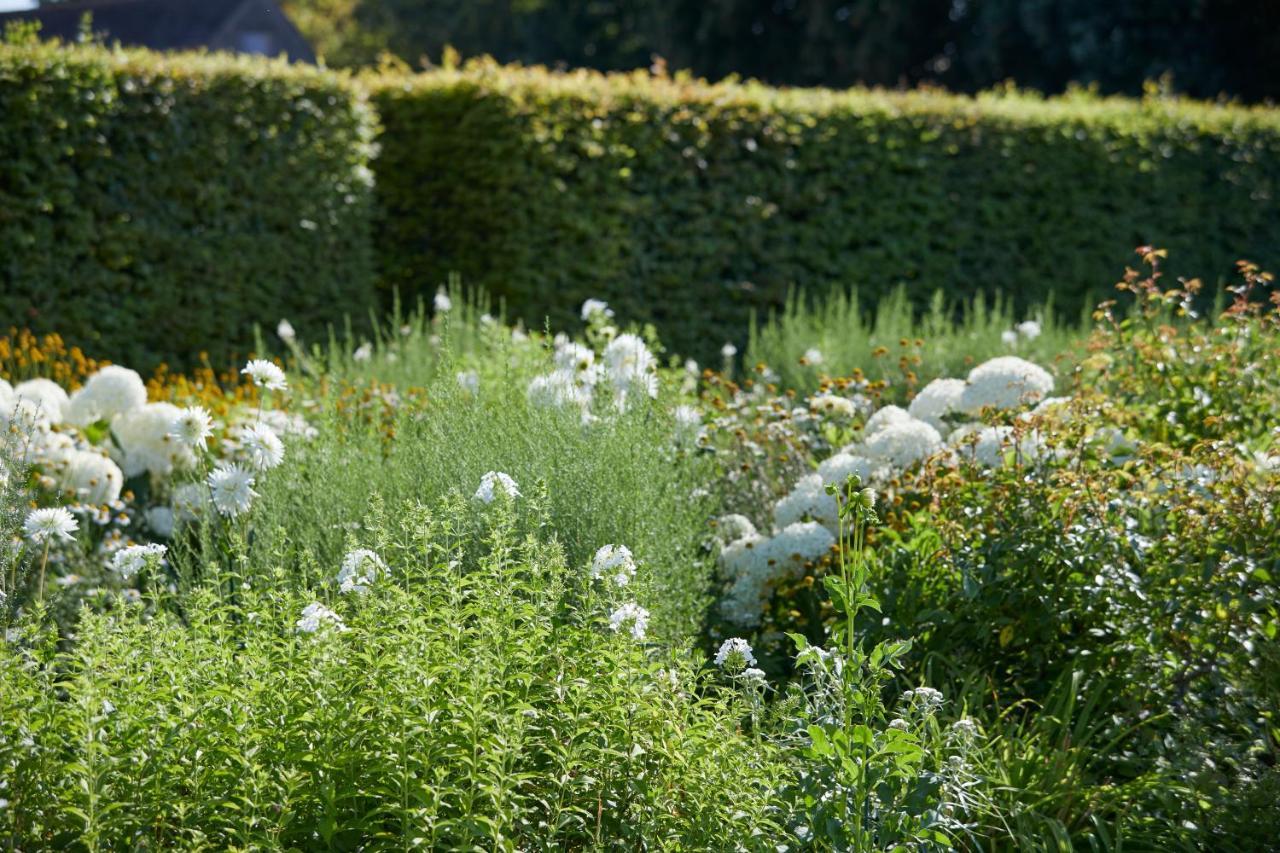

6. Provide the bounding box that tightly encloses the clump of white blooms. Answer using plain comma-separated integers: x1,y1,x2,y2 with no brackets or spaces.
721,343,737,360
581,298,614,321
809,393,857,418
277,319,296,342
769,521,836,572
673,405,701,432
907,378,966,436
802,347,823,364
114,402,194,477
434,289,452,312
609,602,649,640
169,405,214,451
60,449,124,505
474,471,520,503
207,463,258,517
296,602,347,634
952,425,1046,468
14,379,69,423
590,544,637,587
603,334,658,406
1016,320,1042,340
719,519,834,627
862,417,943,470
109,543,166,579
456,371,479,394
715,637,757,671
24,506,79,543
959,356,1054,413
65,366,147,426
337,549,387,594
527,370,593,411
716,514,757,543
240,423,285,471
773,473,838,531
863,404,913,438
817,452,880,488
241,359,288,392
554,342,595,372
353,343,373,362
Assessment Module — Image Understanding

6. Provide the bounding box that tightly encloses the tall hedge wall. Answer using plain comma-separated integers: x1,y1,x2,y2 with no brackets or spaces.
0,41,377,372
370,64,1280,361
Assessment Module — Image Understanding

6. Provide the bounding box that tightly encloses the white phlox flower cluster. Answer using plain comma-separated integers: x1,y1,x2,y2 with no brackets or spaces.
338,549,387,594
296,602,348,634
109,543,167,579
959,356,1054,413
474,471,520,503
609,602,649,640
590,544,637,587
714,637,757,670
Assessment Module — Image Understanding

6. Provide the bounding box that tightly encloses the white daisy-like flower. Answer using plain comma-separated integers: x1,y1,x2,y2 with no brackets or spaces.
169,406,214,451
809,393,856,418
1016,320,1042,340
207,463,258,517
24,507,78,543
609,602,649,640
64,366,148,426
109,543,167,579
802,347,824,365
474,471,520,503
907,378,966,436
554,342,595,372
715,637,756,670
241,359,288,392
456,371,479,394
590,544,637,586
296,602,347,634
240,423,285,471
277,319,296,342
959,356,1054,413
434,290,452,312
581,298,613,321
337,548,387,594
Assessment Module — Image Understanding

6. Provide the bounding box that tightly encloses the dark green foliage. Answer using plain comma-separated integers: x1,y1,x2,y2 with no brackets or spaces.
369,64,1280,364
0,39,377,372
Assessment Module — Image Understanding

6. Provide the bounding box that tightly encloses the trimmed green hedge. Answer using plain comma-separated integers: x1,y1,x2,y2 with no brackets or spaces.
369,63,1280,362
0,40,377,372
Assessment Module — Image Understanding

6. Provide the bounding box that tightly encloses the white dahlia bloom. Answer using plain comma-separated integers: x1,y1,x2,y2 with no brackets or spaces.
296,602,347,634
773,473,838,531
24,506,78,543
60,449,124,505
609,602,649,640
338,549,387,594
241,359,288,392
554,342,595,372
863,404,913,438
13,379,69,424
110,543,166,579
907,378,966,435
862,418,943,470
474,471,520,503
65,366,148,426
207,463,258,517
590,544,637,587
113,403,194,477
715,637,757,670
959,356,1054,413
169,406,214,451
240,423,285,471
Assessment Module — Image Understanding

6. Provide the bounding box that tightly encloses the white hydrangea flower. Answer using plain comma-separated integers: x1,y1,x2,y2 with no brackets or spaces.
296,602,347,634
65,366,148,426
816,452,878,488
716,514,758,543
718,532,766,582
240,423,285,471
863,404,913,438
60,449,123,505
474,471,520,503
24,507,79,543
2,397,52,436
241,359,287,392
337,549,387,594
169,406,214,451
959,356,1054,413
862,418,943,470
773,473,838,531
13,379,69,424
590,544,637,587
581,298,613,321
766,521,835,574
955,425,1046,468
110,543,166,579
715,637,756,670
207,463,258,517
113,403,194,477
907,378,965,435
608,602,649,640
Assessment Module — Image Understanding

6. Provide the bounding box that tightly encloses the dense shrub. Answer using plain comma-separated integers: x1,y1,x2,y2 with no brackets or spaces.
0,37,377,373
369,61,1280,362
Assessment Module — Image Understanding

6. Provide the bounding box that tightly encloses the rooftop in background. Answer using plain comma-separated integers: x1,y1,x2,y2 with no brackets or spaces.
0,0,314,63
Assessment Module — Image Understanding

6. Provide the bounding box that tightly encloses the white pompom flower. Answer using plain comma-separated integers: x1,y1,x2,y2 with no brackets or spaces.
169,406,214,451
474,471,520,503
240,423,285,471
959,356,1054,413
207,463,258,517
110,543,167,580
